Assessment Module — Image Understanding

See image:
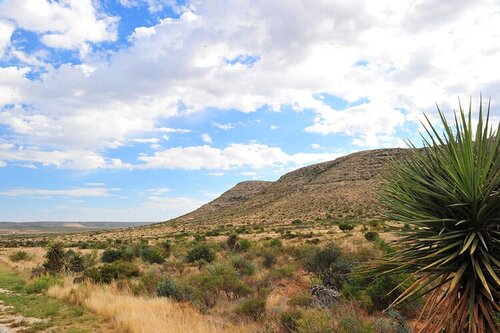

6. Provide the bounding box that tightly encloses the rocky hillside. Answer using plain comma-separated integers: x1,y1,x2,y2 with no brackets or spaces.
169,148,411,227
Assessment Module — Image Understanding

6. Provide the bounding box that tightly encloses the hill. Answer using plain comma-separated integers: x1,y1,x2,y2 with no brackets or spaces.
167,147,410,227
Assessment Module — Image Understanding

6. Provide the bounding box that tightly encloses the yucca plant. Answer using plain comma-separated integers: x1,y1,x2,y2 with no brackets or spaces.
370,98,499,332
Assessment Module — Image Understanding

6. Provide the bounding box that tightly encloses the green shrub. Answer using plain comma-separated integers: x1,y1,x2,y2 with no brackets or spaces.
338,223,354,233
82,250,98,269
281,309,303,332
363,231,379,242
268,264,295,280
237,239,251,252
101,248,123,263
9,251,29,262
186,245,215,263
296,309,333,333
304,245,351,288
235,297,266,320
231,257,255,276
25,275,60,294
291,219,303,225
85,261,140,283
134,272,162,295
157,277,193,301
141,247,165,264
337,310,372,333
342,273,413,313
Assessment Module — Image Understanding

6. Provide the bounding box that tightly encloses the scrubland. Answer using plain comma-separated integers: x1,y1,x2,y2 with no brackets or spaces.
0,218,419,333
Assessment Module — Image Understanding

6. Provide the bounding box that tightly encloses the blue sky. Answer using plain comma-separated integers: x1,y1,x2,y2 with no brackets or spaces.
0,0,498,221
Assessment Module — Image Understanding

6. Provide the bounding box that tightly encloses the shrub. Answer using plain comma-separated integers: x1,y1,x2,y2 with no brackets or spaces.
281,309,303,332
157,277,193,301
101,248,123,263
82,250,98,269
134,272,162,295
262,252,277,268
296,309,333,333
268,264,295,280
85,261,140,283
337,311,372,333
291,219,303,225
288,293,314,307
9,251,29,262
141,247,165,264
342,273,414,313
338,223,354,233
235,297,266,320
237,238,251,252
304,245,351,288
371,100,500,332
363,231,379,242
25,275,59,294
231,257,255,276
186,245,215,263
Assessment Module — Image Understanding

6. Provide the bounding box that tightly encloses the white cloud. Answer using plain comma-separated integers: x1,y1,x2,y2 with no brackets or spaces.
0,0,498,168
118,0,182,14
137,143,343,170
311,144,322,150
241,171,257,176
0,187,110,197
0,19,14,56
0,0,118,54
207,172,224,176
201,133,213,144
213,122,234,130
0,160,6,168
84,182,106,186
270,125,278,130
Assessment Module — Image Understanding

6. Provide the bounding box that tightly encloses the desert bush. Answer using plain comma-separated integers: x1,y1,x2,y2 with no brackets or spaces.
9,250,29,262
186,245,215,263
157,277,193,301
262,252,277,268
25,275,60,294
141,247,165,264
101,248,123,263
231,257,255,276
342,273,413,313
235,297,266,320
304,245,351,288
338,223,354,233
363,231,379,242
85,261,140,283
296,309,333,333
291,219,303,225
281,309,303,332
337,311,372,333
372,310,410,333
237,238,251,252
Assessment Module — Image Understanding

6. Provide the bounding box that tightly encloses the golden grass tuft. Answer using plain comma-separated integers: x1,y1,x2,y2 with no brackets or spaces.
48,279,255,333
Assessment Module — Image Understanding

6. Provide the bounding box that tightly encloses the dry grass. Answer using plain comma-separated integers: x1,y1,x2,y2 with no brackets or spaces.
48,279,257,333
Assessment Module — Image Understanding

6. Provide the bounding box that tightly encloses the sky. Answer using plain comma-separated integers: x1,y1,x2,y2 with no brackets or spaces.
0,0,499,222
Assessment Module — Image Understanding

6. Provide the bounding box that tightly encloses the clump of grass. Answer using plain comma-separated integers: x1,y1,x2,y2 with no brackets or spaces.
9,251,30,262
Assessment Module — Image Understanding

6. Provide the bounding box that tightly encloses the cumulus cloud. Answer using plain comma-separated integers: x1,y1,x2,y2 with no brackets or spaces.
137,143,343,170
0,20,14,56
0,0,118,54
0,0,498,168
